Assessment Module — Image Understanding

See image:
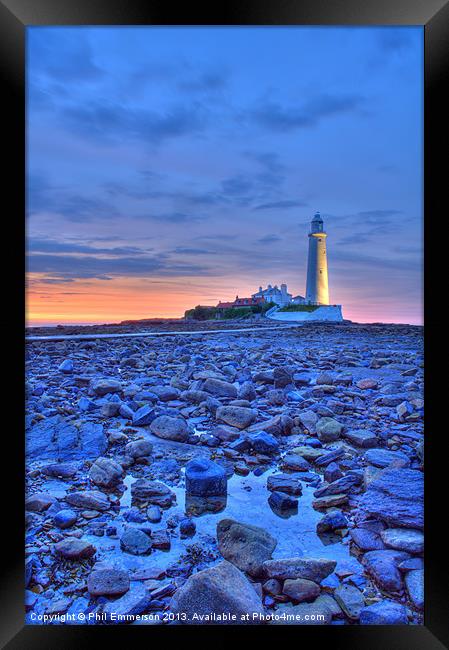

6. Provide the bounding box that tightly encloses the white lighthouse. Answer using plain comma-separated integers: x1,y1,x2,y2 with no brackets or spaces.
305,211,329,305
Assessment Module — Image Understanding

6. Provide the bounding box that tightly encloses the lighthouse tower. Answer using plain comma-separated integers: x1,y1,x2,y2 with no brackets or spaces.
305,211,329,305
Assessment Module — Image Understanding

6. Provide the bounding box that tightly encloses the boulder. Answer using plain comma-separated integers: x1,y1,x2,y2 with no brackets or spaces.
216,406,256,430
26,416,107,462
316,511,348,534
249,431,279,454
359,600,408,625
364,449,410,468
170,560,264,624
120,528,152,555
333,584,365,620
132,405,156,427
316,418,343,442
89,457,123,488
65,490,110,512
268,491,298,513
405,569,424,610
25,492,56,512
217,518,277,577
87,567,130,596
359,468,424,529
381,528,424,554
263,557,336,583
150,415,188,442
267,474,302,496
343,429,378,448
124,439,153,460
54,538,96,560
362,550,410,592
238,381,257,401
131,479,176,508
53,509,77,529
203,378,238,398
92,378,122,396
282,578,320,603
185,459,227,497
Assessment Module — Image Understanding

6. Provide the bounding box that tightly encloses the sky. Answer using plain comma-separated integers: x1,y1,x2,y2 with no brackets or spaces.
26,26,423,326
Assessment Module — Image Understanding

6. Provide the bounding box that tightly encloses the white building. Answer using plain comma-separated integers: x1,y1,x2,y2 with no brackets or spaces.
252,283,294,307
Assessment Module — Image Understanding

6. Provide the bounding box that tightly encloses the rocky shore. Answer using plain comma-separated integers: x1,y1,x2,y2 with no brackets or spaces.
25,322,424,625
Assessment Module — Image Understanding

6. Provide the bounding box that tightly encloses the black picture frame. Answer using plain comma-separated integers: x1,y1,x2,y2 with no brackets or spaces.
2,0,447,647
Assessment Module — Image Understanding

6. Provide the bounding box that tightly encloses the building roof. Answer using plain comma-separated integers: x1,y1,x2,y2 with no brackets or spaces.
216,301,235,308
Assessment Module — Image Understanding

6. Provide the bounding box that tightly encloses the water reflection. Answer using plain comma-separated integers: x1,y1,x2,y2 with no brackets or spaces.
185,494,227,517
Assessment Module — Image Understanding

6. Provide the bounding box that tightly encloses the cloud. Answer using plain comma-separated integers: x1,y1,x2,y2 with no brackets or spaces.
61,101,208,145
258,234,282,244
29,29,104,83
251,94,365,132
254,200,306,211
28,239,151,256
27,251,209,281
178,69,229,93
141,212,206,224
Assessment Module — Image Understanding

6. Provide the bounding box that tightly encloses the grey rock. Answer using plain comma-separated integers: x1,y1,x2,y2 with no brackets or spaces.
364,449,410,468
282,578,320,602
359,468,424,529
25,492,56,512
216,406,256,430
65,490,110,511
124,439,153,460
203,378,238,398
132,405,156,426
362,550,410,592
54,537,96,560
87,567,130,596
267,474,302,496
92,378,122,396
334,584,365,620
185,459,227,497
405,569,424,610
263,557,336,583
381,528,424,554
359,600,408,625
170,560,264,624
343,429,378,448
120,527,152,555
217,518,277,577
53,509,77,529
150,415,188,441
316,417,343,442
89,456,123,488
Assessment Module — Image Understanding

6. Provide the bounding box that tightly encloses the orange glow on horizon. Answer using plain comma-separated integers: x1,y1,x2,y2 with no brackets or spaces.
26,274,423,327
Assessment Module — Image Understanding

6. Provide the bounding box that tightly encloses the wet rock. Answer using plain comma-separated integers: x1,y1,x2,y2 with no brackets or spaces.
41,462,79,478
124,439,153,460
359,468,424,529
315,447,345,467
217,518,277,577
147,505,162,523
120,527,152,555
405,569,424,610
58,359,74,374
316,511,348,534
381,528,424,554
342,429,378,448
54,537,96,560
25,492,56,512
216,406,256,430
185,459,227,497
65,490,110,512
181,389,210,404
170,560,264,624
89,456,123,488
316,417,343,442
180,518,196,538
349,528,385,551
26,416,107,461
282,578,320,603
249,431,279,454
150,415,188,441
151,529,171,550
267,474,302,496
87,567,130,596
364,448,410,468
273,366,293,389
131,479,176,508
92,378,122,396
297,410,318,433
334,584,365,620
359,600,408,625
263,557,336,583
270,600,332,625
102,583,151,623
53,509,78,529
362,550,410,592
313,494,348,510
132,405,156,427
314,474,358,498
100,402,120,418
203,378,238,398
150,385,180,401
280,454,310,471
356,378,378,390
268,491,298,513
265,389,287,406
238,381,257,401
